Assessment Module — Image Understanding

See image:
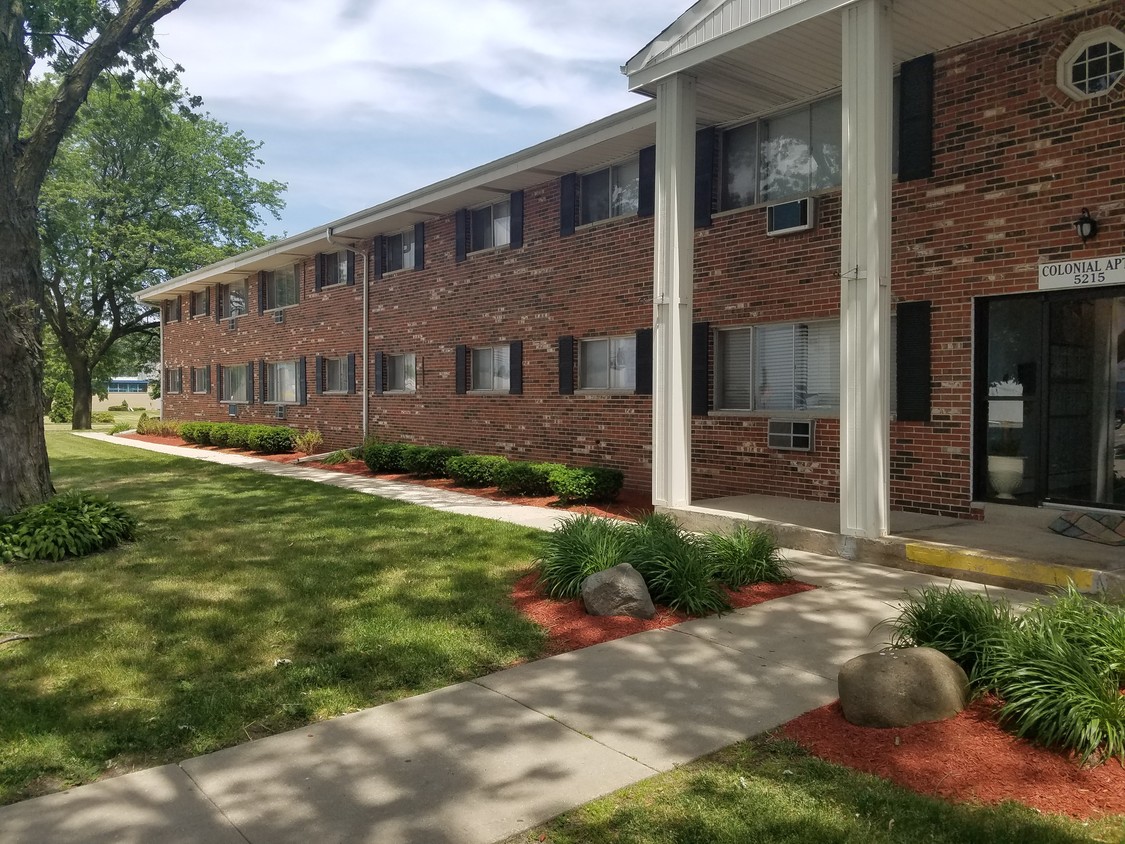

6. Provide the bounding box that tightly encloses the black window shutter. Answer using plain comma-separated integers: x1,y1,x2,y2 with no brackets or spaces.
558,335,575,395
346,250,356,286
214,284,222,322
454,344,467,394
898,54,935,182
204,286,210,317
177,366,183,393
246,363,255,404
414,222,425,270
637,145,656,218
508,340,523,395
634,328,653,395
257,272,265,314
559,173,577,237
176,295,182,320
314,253,324,291
373,236,385,280
315,355,324,395
695,127,716,229
374,351,384,395
347,353,356,394
259,360,267,403
215,364,223,401
454,210,468,263
691,321,710,415
896,301,932,421
509,190,525,249
298,356,307,405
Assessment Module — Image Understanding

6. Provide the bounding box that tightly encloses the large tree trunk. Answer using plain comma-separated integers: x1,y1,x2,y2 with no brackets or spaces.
0,192,54,516
71,363,93,430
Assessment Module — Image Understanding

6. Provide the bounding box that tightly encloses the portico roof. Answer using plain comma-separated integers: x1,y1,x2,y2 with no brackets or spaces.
626,0,1102,124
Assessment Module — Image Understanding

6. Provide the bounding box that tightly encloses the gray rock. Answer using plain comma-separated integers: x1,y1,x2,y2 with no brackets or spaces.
838,647,969,728
581,564,655,619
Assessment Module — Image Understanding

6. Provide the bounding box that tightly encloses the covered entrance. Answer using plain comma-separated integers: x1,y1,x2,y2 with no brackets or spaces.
976,287,1125,510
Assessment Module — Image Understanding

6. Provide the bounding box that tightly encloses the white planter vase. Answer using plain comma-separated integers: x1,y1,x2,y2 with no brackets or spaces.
988,455,1026,500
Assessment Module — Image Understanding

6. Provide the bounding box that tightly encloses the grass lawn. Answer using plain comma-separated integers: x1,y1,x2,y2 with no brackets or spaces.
0,432,546,804
507,735,1124,844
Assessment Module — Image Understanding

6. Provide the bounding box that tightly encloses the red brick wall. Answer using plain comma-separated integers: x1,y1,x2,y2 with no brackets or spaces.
161,1,1125,512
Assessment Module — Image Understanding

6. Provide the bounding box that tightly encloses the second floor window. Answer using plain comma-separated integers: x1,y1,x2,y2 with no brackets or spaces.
471,200,511,252
580,158,639,225
265,264,300,310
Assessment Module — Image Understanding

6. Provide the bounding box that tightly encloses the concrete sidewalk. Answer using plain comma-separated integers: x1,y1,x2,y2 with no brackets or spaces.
0,544,1038,844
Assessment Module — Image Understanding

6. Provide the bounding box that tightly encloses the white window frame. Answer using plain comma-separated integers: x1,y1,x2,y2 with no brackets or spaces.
1057,26,1125,101
221,279,249,319
165,367,182,394
578,335,637,391
165,297,181,323
266,360,299,404
470,200,511,252
580,157,640,225
321,250,349,288
265,264,300,311
471,345,510,392
385,353,417,393
190,289,207,319
191,365,210,394
221,364,248,404
323,356,349,394
385,229,416,274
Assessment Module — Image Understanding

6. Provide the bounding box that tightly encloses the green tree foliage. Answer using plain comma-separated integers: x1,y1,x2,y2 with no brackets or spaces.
32,75,284,429
0,0,193,516
48,381,73,423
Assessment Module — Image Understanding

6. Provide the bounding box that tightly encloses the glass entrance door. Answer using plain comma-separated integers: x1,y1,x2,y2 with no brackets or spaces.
978,291,1125,509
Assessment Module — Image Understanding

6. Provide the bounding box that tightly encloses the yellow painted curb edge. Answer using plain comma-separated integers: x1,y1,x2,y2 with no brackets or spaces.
905,543,1097,591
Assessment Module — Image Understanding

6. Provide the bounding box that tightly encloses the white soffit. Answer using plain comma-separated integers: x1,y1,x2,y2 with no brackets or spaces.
629,0,1103,122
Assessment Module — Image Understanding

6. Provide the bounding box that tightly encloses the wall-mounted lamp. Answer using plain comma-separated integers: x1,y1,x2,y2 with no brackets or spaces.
1074,207,1098,243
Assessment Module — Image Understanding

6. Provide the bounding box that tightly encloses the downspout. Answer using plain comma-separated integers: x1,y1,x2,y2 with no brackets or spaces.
325,228,369,440
159,305,165,420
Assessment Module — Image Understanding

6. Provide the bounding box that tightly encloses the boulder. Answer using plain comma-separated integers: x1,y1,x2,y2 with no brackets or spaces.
838,647,969,728
581,563,655,619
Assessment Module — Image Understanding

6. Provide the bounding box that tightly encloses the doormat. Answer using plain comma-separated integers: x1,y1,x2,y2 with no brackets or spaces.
1048,511,1125,547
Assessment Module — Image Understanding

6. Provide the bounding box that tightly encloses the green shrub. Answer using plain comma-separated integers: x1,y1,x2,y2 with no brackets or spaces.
536,514,632,598
207,423,233,447
0,491,136,563
106,401,130,412
363,441,405,474
91,411,116,424
48,382,73,423
625,514,730,616
294,428,324,455
547,465,625,504
888,585,1017,684
320,449,353,466
179,422,215,445
225,424,254,450
109,422,131,435
136,415,181,438
446,454,510,487
497,461,562,496
706,524,790,587
401,445,462,478
245,425,295,454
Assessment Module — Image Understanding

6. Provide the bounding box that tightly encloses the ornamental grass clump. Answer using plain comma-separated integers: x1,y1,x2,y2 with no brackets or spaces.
706,524,790,587
625,514,731,616
536,514,631,598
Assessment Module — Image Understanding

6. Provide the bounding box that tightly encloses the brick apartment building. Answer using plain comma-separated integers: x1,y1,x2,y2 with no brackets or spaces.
139,0,1125,539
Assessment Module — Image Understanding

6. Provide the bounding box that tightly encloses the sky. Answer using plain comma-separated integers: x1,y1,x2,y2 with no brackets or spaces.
152,0,690,237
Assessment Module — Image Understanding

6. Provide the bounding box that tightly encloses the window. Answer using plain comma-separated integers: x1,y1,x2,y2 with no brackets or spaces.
1059,27,1125,100
579,336,636,390
165,368,182,394
386,353,416,392
323,356,349,393
220,365,248,403
384,229,416,274
471,200,511,252
191,366,210,394
220,280,248,319
716,321,839,412
321,250,350,288
266,360,299,404
580,158,640,224
471,345,510,392
190,289,208,318
265,264,299,310
164,297,181,323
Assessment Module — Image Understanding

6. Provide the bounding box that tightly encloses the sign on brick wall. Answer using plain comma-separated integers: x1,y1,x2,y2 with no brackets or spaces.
1038,254,1125,291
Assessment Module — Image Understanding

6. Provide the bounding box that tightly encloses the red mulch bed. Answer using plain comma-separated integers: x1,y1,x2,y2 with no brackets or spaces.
783,697,1125,820
511,572,816,655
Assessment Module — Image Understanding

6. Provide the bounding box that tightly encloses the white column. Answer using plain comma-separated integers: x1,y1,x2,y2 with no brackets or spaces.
840,0,893,538
651,73,697,509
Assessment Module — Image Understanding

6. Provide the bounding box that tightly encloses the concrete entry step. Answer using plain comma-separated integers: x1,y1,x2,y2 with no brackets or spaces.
663,498,1122,598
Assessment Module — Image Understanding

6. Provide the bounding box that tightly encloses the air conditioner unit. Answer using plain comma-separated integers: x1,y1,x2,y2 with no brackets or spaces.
767,419,813,451
273,309,285,324
274,405,286,420
227,318,237,330
766,197,816,237
228,404,238,418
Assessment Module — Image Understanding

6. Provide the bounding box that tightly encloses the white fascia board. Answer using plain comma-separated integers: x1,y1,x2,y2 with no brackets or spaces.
627,0,859,92
136,101,657,305
626,0,729,77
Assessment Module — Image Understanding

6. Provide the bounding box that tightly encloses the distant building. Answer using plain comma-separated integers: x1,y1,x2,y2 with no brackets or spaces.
93,377,159,412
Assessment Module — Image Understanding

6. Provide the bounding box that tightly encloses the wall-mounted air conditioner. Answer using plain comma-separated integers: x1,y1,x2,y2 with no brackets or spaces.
273,309,285,324
766,197,816,237
227,404,238,418
274,405,286,420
